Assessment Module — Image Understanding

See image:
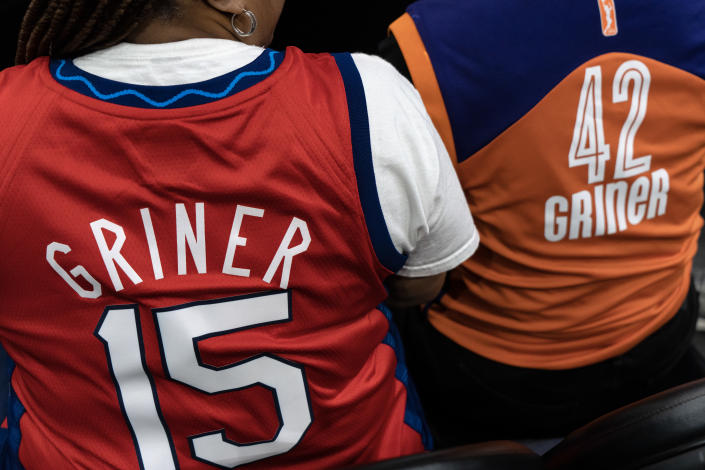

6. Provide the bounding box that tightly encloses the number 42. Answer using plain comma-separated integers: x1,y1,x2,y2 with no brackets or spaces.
95,291,313,469
569,59,652,183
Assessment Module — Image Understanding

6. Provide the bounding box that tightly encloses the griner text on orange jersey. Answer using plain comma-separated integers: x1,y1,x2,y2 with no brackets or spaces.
45,203,311,299
544,168,669,242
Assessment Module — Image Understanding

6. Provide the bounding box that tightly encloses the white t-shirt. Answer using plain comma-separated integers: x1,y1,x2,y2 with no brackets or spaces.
74,39,478,277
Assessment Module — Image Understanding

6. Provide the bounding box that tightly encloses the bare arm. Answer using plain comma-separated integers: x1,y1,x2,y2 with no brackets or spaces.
385,272,446,309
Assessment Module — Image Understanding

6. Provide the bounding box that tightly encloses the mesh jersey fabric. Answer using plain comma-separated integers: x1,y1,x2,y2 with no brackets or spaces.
0,47,429,468
70,39,479,277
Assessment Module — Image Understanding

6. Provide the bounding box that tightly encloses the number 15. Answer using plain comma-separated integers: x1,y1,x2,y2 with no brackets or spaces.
95,291,313,469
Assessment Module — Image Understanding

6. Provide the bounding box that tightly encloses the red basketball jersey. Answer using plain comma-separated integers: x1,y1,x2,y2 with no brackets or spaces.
0,48,428,468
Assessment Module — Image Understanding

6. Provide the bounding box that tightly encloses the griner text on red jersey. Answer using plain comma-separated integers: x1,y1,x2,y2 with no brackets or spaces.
46,203,311,299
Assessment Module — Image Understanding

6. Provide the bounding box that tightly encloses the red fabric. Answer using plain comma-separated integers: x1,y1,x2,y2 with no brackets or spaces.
0,49,422,468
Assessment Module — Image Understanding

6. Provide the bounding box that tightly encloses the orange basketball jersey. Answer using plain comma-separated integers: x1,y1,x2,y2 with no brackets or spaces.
391,1,705,369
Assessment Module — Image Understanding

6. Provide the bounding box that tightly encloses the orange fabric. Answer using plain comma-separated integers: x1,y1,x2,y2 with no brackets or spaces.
427,53,705,369
389,13,458,165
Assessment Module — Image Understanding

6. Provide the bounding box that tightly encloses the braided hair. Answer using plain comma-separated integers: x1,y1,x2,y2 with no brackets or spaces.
15,0,175,65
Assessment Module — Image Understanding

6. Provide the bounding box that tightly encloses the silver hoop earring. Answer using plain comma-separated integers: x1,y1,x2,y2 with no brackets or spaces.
231,9,257,37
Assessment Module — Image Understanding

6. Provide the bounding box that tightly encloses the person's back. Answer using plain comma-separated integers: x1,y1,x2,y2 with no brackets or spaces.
0,1,477,467
386,0,705,444
0,50,417,468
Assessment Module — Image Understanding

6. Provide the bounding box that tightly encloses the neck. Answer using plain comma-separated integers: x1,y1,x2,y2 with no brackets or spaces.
127,7,239,44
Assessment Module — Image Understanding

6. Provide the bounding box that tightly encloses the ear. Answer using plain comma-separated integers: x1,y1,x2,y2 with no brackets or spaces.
205,0,246,14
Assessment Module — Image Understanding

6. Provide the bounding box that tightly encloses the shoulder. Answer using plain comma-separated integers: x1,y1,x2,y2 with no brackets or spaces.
0,59,47,89
282,46,342,71
349,54,474,271
351,53,443,185
351,52,420,100
0,60,53,138
0,59,51,112
352,52,435,133
350,52,407,79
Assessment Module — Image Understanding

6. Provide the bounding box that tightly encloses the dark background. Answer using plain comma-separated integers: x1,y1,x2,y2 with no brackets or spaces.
271,1,412,53
1,1,414,69
0,0,28,68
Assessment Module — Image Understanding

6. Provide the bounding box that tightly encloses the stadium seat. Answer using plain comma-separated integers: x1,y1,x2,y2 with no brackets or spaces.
348,441,542,469
543,377,705,469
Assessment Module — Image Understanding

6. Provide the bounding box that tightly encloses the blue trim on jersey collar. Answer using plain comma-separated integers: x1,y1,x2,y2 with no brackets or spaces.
50,49,284,109
332,53,408,273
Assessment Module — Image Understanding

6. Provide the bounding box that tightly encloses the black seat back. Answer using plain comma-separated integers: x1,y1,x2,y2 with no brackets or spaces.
347,440,542,470
544,377,705,469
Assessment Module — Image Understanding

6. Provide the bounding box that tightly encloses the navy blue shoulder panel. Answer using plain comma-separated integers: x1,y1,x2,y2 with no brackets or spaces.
406,0,705,162
332,53,408,273
378,303,433,449
50,49,284,109
1,358,25,470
